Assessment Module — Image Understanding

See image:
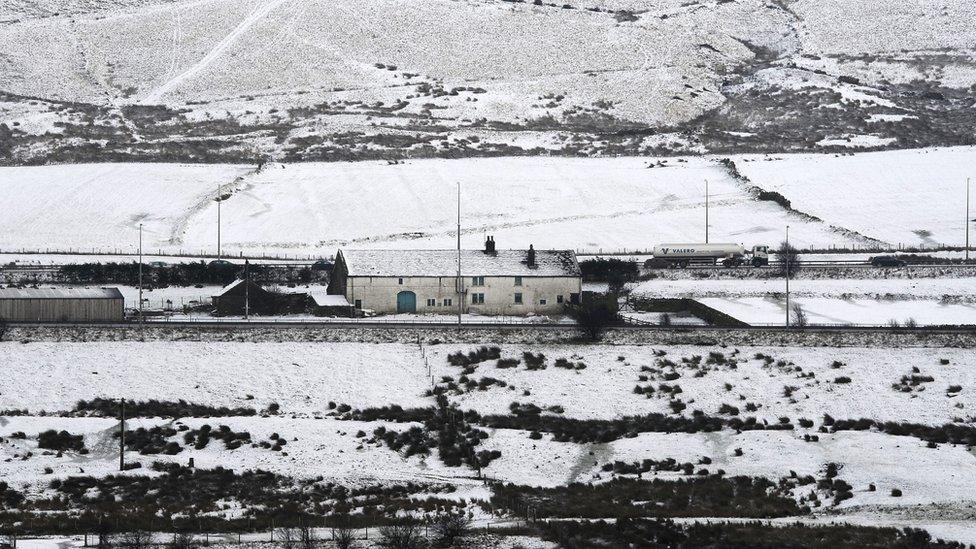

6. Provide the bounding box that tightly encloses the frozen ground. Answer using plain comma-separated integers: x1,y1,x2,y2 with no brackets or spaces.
3,341,973,430
735,147,976,249
4,340,976,542
633,277,976,302
632,276,976,326
0,148,973,257
700,297,976,327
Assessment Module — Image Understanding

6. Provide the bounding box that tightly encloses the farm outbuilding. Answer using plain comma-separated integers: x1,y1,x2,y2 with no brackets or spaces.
309,293,353,317
0,287,124,322
211,279,308,316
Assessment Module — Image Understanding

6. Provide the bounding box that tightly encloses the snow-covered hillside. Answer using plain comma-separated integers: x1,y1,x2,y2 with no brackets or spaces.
0,148,969,256
1,0,974,162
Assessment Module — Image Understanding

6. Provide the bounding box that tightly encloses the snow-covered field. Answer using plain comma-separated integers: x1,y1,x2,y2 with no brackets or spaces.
4,340,976,542
700,297,976,327
0,148,972,257
633,276,976,326
735,147,976,249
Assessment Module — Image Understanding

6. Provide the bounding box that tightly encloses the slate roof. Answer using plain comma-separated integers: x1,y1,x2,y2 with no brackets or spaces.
338,249,580,278
0,287,123,299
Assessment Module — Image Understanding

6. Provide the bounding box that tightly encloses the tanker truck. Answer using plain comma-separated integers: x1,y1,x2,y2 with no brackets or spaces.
652,243,770,268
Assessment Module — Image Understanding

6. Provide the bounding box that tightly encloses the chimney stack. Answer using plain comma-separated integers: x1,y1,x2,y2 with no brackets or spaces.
484,235,496,254
527,244,537,268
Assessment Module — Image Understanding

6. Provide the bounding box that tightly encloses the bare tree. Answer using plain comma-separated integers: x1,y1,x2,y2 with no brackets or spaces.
790,302,807,328
565,294,619,341
776,241,800,278
432,512,472,548
376,523,427,549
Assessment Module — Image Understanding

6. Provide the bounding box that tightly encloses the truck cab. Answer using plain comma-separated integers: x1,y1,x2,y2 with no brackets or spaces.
751,245,770,267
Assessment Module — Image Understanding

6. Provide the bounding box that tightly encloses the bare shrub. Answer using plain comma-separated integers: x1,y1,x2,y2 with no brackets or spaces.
790,302,808,328
377,523,427,549
168,532,196,549
432,511,472,547
118,530,153,548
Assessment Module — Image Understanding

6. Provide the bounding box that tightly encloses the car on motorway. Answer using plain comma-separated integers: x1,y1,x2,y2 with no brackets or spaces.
869,255,907,268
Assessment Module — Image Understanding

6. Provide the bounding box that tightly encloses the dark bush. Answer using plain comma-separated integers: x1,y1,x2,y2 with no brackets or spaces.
37,430,85,452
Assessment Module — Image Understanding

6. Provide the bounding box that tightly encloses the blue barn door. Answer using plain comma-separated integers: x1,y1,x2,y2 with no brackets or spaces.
396,291,417,313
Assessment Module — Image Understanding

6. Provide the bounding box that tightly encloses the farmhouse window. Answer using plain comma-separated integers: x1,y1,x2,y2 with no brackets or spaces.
514,292,523,304
472,293,485,304
556,295,563,304
514,276,522,286
427,298,436,306
472,276,485,286
539,298,547,305
444,298,453,307
354,299,362,309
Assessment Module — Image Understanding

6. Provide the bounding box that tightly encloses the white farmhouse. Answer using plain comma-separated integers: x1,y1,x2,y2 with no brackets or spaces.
327,239,581,315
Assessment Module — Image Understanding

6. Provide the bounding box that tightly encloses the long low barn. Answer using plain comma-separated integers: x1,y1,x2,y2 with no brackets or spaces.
327,239,581,316
0,287,125,322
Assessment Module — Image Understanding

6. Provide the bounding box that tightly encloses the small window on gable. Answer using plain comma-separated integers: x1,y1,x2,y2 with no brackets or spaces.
514,276,522,286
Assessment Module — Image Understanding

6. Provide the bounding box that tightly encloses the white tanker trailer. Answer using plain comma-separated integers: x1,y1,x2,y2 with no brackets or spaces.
652,243,770,268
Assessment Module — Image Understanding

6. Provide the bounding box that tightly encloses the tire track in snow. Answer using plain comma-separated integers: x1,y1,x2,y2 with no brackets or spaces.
167,165,262,246
313,197,751,248
141,0,290,104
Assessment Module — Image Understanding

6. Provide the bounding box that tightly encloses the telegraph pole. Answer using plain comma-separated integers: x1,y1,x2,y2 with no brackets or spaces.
119,398,125,471
216,184,222,259
785,225,790,329
244,259,250,320
138,224,143,326
967,177,971,262
705,179,709,244
456,182,462,331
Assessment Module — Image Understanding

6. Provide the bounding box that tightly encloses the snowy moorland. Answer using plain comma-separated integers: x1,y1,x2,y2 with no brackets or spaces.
1,0,975,162
4,339,976,544
0,148,971,257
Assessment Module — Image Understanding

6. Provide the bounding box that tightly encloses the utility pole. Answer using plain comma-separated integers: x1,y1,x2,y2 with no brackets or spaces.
785,225,790,329
705,179,709,244
119,398,125,471
456,182,462,331
216,184,222,259
244,259,250,320
967,177,971,262
138,224,143,326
